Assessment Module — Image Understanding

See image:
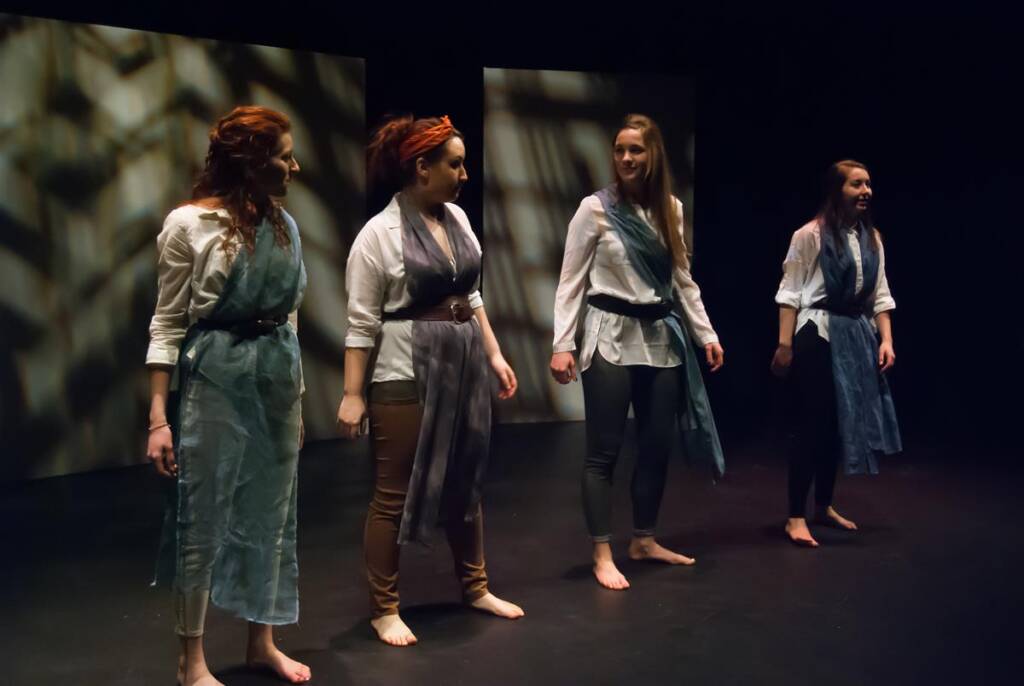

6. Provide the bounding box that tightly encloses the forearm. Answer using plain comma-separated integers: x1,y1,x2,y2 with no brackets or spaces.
473,305,503,358
148,367,173,425
343,347,371,397
778,306,798,347
875,310,893,345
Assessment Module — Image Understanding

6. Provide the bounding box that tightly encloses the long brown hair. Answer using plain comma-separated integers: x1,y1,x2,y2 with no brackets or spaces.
367,114,463,192
817,159,879,251
614,114,686,269
191,105,292,254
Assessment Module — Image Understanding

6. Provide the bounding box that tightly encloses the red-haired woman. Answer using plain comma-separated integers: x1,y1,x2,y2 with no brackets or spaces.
771,160,901,547
146,106,311,685
551,114,725,591
338,114,524,647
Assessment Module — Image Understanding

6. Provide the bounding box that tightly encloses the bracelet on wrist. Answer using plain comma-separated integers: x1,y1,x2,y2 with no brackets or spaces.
148,422,170,432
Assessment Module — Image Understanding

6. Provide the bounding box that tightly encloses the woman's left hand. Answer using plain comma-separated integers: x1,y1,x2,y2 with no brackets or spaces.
704,342,725,372
490,353,518,400
878,340,895,372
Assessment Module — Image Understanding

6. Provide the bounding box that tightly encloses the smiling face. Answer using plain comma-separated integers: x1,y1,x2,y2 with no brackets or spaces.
417,136,468,204
841,166,872,218
613,128,649,190
253,132,299,197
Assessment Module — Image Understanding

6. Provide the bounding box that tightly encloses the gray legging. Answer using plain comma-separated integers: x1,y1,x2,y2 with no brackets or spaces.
580,351,681,542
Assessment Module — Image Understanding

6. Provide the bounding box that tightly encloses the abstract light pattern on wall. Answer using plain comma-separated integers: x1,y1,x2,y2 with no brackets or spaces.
0,14,364,479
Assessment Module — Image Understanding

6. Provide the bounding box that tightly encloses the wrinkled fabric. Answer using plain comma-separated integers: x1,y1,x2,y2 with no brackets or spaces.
154,211,306,626
818,222,901,474
594,187,725,479
395,193,491,545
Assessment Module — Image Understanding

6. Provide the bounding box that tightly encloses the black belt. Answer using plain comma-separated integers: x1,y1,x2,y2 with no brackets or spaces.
195,315,287,338
587,294,673,320
808,301,868,318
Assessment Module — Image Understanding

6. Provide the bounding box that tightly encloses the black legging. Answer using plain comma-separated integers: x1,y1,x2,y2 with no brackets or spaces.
581,351,681,542
788,323,841,517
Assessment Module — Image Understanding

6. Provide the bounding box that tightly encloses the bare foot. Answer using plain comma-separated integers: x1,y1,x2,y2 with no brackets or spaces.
370,614,418,647
593,559,631,590
181,667,224,686
817,506,858,530
785,518,819,547
246,644,311,683
628,537,696,565
469,592,525,619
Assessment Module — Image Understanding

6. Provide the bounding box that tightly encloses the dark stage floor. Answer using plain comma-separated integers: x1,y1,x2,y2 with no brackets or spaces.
2,422,1020,685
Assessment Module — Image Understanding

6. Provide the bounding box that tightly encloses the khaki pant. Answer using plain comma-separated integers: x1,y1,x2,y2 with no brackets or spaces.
364,381,489,617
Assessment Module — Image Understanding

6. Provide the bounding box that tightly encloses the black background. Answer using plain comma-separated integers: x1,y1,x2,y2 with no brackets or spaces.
3,2,1021,465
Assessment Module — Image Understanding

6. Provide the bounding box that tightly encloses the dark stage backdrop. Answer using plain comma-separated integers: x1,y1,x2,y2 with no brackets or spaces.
482,68,696,422
1,5,1021,478
0,13,365,480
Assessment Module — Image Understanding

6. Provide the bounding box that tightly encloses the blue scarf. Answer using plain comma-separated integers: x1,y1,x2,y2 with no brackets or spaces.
595,187,725,479
818,222,902,474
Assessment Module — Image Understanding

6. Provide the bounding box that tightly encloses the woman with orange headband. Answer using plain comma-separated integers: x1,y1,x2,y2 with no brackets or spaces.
337,115,524,646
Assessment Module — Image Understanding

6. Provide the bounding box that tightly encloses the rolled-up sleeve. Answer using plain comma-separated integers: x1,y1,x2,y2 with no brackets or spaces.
345,230,386,348
287,309,305,394
775,230,810,309
872,236,896,315
462,216,484,310
146,216,193,367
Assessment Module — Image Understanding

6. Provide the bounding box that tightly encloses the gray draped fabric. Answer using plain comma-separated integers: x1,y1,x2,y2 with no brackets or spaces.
395,193,491,545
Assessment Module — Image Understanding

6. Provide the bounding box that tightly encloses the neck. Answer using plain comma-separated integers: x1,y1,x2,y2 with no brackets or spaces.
619,180,648,207
840,212,862,229
403,186,443,218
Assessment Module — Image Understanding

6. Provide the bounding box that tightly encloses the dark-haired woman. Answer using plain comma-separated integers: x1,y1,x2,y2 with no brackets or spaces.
550,114,725,591
146,106,311,685
771,159,901,547
338,115,524,647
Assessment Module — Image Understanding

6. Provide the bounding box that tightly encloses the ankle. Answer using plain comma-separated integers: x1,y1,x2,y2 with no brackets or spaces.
247,639,276,657
592,542,614,563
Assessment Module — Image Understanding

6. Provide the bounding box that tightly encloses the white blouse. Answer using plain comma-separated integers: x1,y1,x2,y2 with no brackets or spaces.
345,194,484,384
774,220,896,342
145,204,302,385
552,195,719,372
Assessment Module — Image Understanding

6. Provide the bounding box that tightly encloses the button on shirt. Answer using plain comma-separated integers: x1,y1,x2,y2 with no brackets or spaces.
552,195,719,372
774,220,896,341
345,195,483,383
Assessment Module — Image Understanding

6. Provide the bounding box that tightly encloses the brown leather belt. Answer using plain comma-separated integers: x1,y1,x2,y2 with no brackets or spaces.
382,294,474,323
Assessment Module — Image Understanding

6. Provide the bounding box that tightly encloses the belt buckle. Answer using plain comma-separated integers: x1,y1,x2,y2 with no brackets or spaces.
450,302,461,322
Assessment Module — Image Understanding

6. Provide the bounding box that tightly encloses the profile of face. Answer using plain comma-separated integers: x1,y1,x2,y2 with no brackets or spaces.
253,132,300,197
417,136,468,204
842,166,872,217
613,128,649,188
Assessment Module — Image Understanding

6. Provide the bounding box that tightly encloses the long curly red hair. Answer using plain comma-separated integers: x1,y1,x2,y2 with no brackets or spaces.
191,106,292,254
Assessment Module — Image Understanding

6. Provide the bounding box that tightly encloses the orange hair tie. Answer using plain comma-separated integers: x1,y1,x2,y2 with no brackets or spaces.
399,115,455,163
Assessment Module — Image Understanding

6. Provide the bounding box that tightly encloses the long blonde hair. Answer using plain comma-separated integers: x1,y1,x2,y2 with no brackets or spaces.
614,113,686,269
